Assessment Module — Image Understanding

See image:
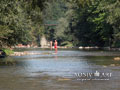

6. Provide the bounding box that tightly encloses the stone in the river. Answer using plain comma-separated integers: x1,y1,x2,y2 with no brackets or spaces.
114,57,120,61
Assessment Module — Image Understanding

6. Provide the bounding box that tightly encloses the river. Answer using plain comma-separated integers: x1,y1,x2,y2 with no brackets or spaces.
0,48,120,90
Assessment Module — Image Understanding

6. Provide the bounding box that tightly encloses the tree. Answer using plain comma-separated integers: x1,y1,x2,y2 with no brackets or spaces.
43,0,67,42
102,0,120,47
0,0,46,47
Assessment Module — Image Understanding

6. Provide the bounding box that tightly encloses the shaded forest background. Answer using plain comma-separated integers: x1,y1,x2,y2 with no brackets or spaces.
0,0,120,48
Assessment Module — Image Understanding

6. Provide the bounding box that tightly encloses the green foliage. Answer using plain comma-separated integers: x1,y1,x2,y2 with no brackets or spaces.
103,0,120,47
60,0,119,47
0,25,13,47
61,41,73,47
0,0,120,48
43,0,67,41
0,0,46,47
2,48,14,56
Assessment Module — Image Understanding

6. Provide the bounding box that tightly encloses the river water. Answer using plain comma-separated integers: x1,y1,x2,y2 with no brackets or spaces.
0,49,120,90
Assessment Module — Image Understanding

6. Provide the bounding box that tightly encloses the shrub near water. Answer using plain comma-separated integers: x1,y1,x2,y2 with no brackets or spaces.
61,41,73,47
2,48,14,56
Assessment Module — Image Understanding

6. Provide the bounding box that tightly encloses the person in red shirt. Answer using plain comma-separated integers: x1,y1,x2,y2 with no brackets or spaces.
54,40,58,53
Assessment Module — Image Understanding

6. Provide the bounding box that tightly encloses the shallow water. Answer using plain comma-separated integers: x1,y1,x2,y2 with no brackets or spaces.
0,49,120,90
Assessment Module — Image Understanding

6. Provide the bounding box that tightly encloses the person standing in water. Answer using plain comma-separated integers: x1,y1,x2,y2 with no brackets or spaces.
50,41,53,50
54,40,58,53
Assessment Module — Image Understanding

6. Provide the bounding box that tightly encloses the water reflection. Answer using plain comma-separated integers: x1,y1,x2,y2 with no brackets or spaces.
0,57,16,66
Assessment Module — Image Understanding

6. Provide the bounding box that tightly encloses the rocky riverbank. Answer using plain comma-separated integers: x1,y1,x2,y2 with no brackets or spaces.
10,51,52,56
79,46,120,51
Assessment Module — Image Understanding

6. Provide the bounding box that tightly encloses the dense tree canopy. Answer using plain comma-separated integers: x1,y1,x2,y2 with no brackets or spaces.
54,0,120,47
0,0,120,48
0,0,46,48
